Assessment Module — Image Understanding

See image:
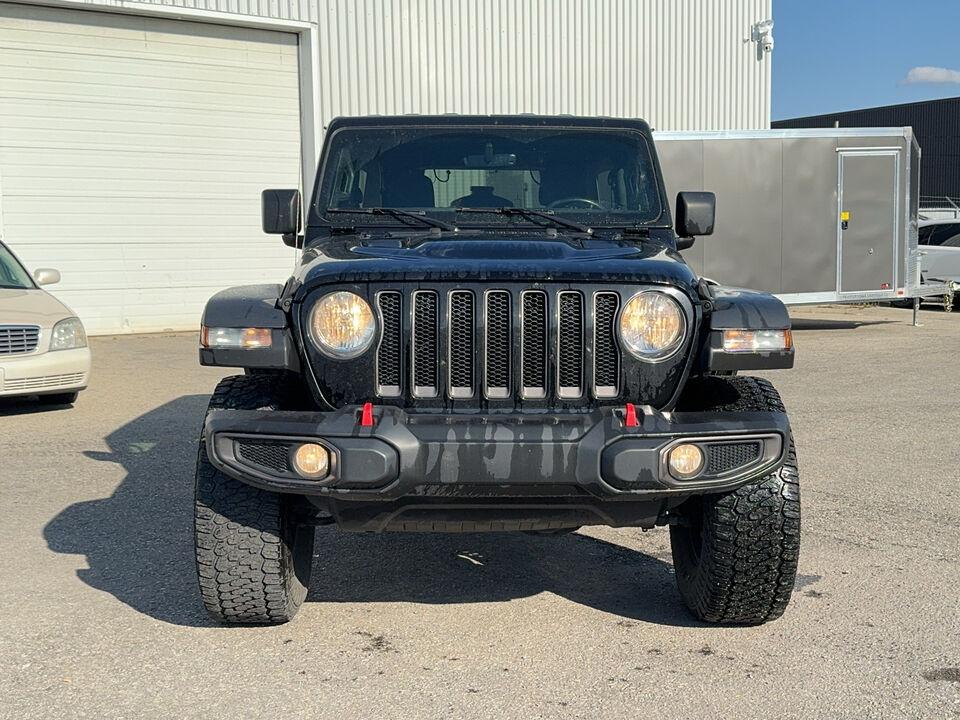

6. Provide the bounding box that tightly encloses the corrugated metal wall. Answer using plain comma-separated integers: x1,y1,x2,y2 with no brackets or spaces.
774,97,960,203
314,0,771,131
38,0,772,131
32,0,320,23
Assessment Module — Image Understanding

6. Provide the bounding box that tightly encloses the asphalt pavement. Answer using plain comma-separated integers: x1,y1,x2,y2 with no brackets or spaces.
1,303,958,719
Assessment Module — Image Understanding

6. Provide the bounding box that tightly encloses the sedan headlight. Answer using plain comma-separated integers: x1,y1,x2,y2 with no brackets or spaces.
619,291,685,360
50,317,87,351
308,291,375,359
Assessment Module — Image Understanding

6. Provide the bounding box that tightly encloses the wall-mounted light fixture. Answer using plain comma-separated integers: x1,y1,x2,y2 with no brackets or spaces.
752,19,774,57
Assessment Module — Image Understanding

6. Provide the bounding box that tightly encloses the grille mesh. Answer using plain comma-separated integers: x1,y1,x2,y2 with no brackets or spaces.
594,293,620,394
449,291,475,394
413,292,438,395
0,326,40,355
485,291,511,394
376,292,402,395
557,292,584,396
236,441,291,474
705,442,763,474
521,291,547,396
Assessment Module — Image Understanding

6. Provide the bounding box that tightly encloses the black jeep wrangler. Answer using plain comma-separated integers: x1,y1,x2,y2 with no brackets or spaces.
195,116,799,625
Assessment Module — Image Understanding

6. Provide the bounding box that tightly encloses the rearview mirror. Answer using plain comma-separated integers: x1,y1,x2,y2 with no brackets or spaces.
261,189,301,243
33,268,61,286
675,191,716,243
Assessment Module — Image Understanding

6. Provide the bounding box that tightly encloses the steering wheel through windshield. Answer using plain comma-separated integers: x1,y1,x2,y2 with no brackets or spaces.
545,198,604,210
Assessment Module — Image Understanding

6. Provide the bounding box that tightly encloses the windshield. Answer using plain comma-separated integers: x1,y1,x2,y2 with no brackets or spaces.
314,126,665,228
0,243,35,289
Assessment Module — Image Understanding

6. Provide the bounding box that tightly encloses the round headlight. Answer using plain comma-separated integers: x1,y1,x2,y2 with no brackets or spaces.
619,291,685,360
309,291,375,359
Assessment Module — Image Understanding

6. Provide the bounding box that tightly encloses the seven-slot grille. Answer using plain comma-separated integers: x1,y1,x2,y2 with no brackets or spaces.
376,288,623,403
0,326,40,355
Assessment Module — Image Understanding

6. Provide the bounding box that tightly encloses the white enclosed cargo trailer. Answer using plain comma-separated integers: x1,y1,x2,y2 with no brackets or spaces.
654,128,951,307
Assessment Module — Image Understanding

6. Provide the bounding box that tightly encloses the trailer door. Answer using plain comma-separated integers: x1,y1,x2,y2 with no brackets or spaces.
838,151,899,295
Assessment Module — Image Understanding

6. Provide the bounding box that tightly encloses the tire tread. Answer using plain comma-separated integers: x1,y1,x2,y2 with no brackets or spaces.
671,376,800,624
194,375,312,624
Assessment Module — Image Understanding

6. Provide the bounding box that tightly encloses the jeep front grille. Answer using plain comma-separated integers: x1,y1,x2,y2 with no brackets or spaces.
375,287,624,403
0,325,40,355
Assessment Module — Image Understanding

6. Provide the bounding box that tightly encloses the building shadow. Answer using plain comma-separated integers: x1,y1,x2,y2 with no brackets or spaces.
44,395,699,628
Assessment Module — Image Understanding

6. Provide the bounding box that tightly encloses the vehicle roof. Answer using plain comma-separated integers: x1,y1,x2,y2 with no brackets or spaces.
325,114,654,134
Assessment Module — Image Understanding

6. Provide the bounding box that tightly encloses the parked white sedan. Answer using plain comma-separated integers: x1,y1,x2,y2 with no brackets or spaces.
918,219,960,288
0,241,90,404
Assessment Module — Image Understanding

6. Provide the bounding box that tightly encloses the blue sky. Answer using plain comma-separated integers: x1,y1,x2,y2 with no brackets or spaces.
772,0,960,119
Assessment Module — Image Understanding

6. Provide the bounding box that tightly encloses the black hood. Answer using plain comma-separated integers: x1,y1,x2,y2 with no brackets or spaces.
293,232,698,293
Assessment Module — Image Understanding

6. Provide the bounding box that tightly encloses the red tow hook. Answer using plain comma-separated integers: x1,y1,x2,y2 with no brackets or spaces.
623,403,639,427
360,402,374,427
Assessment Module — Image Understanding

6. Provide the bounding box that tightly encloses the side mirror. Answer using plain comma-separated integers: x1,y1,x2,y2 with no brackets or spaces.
675,191,716,244
261,189,301,245
33,268,61,286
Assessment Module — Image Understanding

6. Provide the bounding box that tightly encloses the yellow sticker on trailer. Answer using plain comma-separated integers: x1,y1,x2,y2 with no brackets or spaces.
841,211,850,221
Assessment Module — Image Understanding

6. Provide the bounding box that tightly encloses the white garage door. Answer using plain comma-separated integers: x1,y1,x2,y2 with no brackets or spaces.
0,4,301,334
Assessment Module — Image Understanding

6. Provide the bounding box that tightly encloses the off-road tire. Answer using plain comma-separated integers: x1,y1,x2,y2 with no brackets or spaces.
670,376,800,625
194,375,315,624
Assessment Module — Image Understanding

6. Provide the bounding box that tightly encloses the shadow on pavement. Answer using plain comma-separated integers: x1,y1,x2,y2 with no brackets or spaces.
0,396,77,416
790,318,896,331
44,394,697,628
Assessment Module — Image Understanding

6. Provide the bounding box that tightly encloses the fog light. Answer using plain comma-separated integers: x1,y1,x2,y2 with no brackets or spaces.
668,443,704,480
292,443,330,479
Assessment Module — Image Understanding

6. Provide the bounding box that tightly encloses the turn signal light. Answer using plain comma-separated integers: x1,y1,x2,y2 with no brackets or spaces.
201,327,273,348
722,329,792,353
292,443,330,479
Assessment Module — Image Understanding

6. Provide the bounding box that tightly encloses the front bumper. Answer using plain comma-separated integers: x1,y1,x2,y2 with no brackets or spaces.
0,347,90,397
205,405,790,502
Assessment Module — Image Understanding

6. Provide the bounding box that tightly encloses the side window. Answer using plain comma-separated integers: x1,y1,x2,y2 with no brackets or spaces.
918,226,935,245
925,224,960,246
940,226,960,248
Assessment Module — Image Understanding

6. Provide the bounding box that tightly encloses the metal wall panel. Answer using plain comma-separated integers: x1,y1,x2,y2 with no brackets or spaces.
780,137,838,294
838,153,898,294
36,0,772,131
655,130,917,303
655,138,705,274
701,138,782,293
313,0,771,131
19,0,320,23
774,97,960,201
0,3,301,334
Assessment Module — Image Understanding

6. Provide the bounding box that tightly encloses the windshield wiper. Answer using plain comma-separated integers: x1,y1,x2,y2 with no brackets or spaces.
455,207,593,234
326,207,454,231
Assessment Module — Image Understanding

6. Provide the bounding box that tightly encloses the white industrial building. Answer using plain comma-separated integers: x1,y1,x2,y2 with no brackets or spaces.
0,0,773,334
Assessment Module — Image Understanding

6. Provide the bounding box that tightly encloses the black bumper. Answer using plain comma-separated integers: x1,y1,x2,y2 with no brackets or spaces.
205,405,790,502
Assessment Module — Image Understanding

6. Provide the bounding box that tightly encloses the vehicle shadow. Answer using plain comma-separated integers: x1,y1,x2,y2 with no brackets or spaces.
44,394,699,629
0,396,77,416
790,318,896,331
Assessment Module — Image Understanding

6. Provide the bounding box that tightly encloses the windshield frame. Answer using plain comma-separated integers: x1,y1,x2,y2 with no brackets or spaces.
0,242,37,290
308,119,672,232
